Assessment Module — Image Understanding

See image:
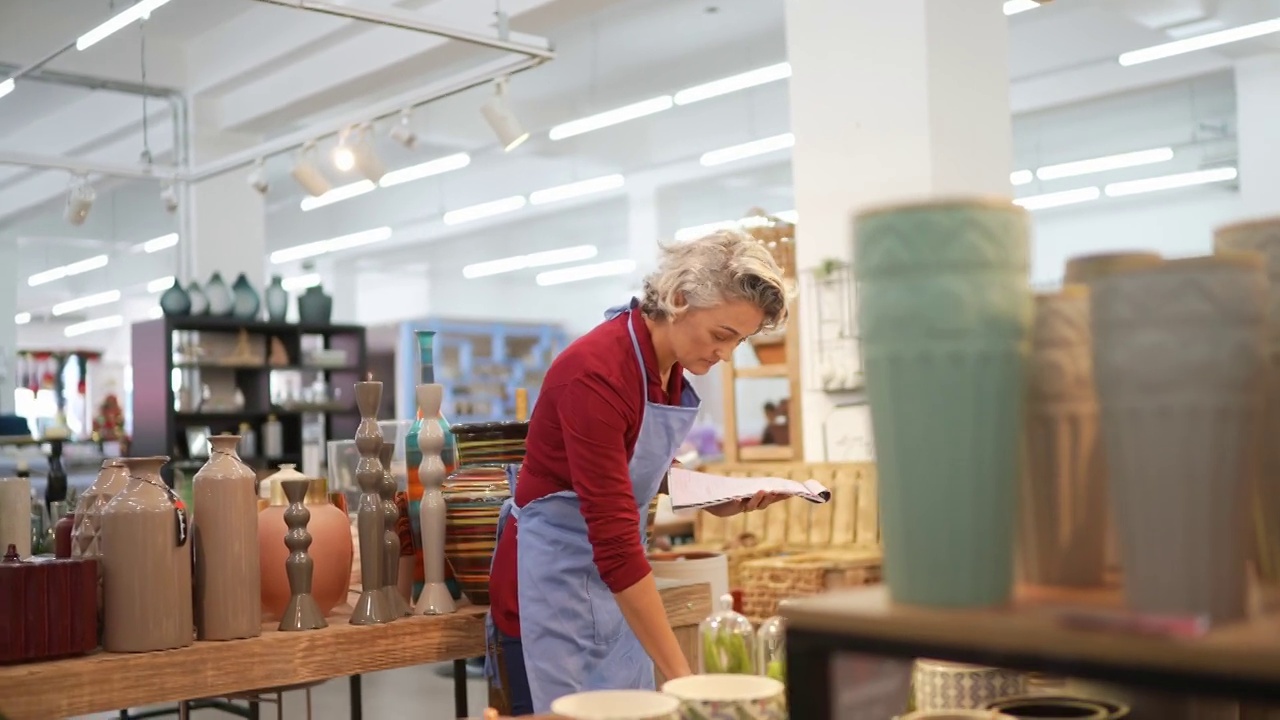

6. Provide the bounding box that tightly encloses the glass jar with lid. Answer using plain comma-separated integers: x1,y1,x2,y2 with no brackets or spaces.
756,615,786,683
698,593,756,674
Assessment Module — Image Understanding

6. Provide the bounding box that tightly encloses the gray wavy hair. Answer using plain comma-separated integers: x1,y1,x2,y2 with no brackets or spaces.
640,229,789,332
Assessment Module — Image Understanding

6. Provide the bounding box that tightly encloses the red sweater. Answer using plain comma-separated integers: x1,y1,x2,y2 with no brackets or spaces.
489,307,683,638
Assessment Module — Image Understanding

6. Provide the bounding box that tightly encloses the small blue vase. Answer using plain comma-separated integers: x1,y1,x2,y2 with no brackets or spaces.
231,273,260,321
265,275,288,323
159,283,191,317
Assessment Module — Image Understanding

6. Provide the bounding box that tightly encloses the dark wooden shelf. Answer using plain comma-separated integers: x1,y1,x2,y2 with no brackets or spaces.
153,316,363,335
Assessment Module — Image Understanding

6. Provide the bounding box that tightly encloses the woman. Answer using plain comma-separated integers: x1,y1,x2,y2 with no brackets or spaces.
486,229,792,714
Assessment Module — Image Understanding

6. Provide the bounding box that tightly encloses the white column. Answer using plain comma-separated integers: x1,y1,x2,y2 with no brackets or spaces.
0,243,16,413
323,258,359,324
784,0,1014,460
186,106,267,289
1236,54,1280,217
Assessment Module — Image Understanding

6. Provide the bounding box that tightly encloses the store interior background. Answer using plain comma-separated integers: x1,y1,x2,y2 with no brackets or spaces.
1,0,1275,474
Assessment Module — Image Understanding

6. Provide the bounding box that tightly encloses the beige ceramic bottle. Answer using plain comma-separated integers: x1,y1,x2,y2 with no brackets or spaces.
100,456,194,652
193,435,261,640
71,458,130,560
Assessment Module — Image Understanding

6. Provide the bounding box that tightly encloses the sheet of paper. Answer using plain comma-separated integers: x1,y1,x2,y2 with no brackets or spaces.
666,467,831,510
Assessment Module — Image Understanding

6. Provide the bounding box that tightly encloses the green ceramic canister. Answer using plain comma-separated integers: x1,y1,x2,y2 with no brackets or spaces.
854,197,1033,608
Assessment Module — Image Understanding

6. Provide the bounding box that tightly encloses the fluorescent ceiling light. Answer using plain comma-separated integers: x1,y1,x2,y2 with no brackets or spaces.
269,226,392,264
147,306,163,319
282,274,322,292
77,0,172,51
53,290,122,317
1036,147,1174,181
674,209,798,242
147,276,175,293
14,312,31,325
1014,187,1101,211
549,96,674,141
674,62,792,105
28,254,109,286
1119,17,1280,66
1010,170,1034,186
65,315,123,338
1104,167,1238,197
1004,0,1043,15
0,79,14,100
379,153,471,188
700,133,795,167
536,259,638,287
300,180,376,212
142,232,178,253
464,245,599,279
443,195,527,225
529,175,625,206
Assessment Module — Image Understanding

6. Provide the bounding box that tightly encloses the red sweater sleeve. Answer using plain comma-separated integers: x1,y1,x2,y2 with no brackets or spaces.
557,373,651,594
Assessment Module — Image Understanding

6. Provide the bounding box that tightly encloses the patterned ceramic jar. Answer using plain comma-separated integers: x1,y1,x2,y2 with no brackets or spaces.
662,674,786,720
912,660,1027,711
551,690,680,720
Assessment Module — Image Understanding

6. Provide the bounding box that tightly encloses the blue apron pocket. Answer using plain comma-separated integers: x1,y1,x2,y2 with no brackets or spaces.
585,572,624,645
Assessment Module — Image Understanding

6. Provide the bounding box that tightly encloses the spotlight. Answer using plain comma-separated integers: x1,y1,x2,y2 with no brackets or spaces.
247,159,269,195
481,77,529,152
333,127,357,172
160,182,179,213
291,142,333,197
389,108,417,149
64,174,95,226
351,124,387,184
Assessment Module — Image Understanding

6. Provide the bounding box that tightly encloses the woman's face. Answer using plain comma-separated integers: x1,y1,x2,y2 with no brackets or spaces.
670,299,765,375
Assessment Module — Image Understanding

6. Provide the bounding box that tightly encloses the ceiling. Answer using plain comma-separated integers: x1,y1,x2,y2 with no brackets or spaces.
1,0,1277,329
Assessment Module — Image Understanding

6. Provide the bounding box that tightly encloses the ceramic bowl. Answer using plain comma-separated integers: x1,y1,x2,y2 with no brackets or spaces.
986,695,1120,719
550,689,681,720
661,673,786,720
899,712,1017,720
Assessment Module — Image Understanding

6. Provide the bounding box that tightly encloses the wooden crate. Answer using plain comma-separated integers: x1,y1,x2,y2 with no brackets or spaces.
738,548,883,623
681,461,879,588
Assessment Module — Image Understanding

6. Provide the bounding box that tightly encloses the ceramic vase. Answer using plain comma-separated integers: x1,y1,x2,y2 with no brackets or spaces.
1019,288,1107,587
352,379,393,625
187,281,208,315
159,283,191,317
205,272,233,316
231,272,261,321
442,420,526,604
1063,251,1165,578
1214,216,1280,584
911,660,1027,711
100,456,194,652
416,383,455,615
265,274,288,322
379,441,412,616
404,330,459,600
0,476,31,558
278,477,328,631
71,459,127,560
192,435,261,641
854,198,1032,608
1091,254,1267,623
258,465,353,620
297,284,333,325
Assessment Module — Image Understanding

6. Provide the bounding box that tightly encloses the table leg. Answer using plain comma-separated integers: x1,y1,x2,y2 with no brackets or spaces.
349,674,363,720
453,659,468,718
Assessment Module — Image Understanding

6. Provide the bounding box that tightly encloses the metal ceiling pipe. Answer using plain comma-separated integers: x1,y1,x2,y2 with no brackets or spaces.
0,150,181,181
249,0,556,59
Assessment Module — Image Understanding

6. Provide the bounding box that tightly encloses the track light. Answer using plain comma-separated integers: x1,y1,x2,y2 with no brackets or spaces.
248,159,269,195
332,128,357,172
481,77,529,152
291,142,332,198
64,174,95,226
160,182,178,213
350,124,387,183
389,108,417,149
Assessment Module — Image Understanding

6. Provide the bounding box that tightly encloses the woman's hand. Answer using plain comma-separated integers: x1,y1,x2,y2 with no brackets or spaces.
703,490,790,518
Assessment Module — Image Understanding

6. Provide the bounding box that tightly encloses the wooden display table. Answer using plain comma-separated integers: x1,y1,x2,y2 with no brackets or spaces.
0,580,711,720
781,583,1280,718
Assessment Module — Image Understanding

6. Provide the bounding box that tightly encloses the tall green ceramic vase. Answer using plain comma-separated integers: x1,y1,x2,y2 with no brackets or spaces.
855,198,1033,608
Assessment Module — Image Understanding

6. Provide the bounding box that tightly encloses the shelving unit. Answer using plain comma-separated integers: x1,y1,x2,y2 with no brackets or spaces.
395,318,566,423
719,285,803,463
131,316,367,483
781,584,1280,718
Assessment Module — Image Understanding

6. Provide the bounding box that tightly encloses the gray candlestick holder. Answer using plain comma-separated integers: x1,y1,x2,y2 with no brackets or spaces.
379,441,412,617
278,478,327,631
351,378,393,626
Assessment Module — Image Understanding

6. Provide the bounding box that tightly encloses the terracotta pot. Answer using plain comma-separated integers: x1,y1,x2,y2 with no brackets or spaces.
259,465,353,620
441,465,510,605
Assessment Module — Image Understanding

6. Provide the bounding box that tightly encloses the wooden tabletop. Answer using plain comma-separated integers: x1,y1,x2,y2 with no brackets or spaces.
0,581,711,720
781,583,1280,687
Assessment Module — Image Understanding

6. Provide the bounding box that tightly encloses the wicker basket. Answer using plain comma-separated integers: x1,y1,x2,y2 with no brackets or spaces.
738,547,883,623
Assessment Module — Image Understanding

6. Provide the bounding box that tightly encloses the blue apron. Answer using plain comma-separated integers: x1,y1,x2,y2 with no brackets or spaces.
485,301,700,713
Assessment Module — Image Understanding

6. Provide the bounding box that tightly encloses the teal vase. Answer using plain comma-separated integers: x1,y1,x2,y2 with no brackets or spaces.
405,329,459,600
